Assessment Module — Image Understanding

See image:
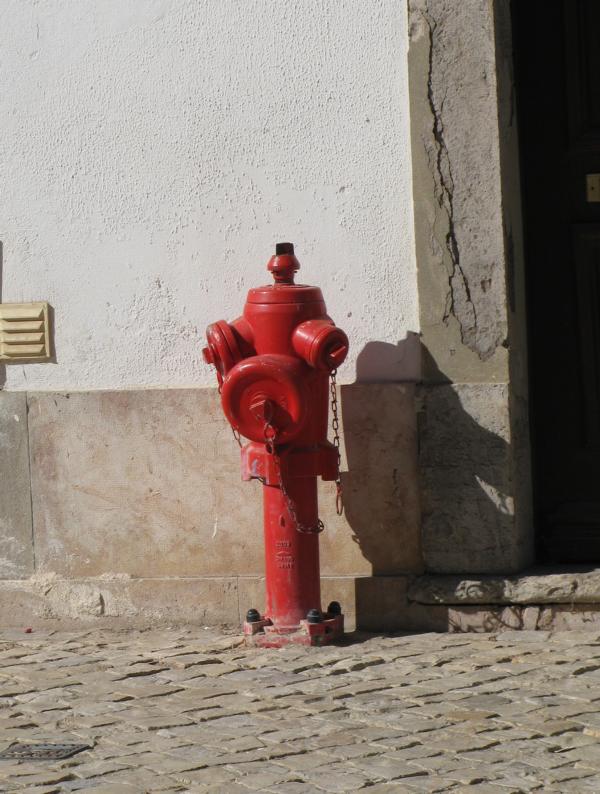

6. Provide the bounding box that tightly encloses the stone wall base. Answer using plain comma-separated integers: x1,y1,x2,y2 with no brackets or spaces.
0,574,410,632
404,569,600,632
400,603,600,633
4,572,600,634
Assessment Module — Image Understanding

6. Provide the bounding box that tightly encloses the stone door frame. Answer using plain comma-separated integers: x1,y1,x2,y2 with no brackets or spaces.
407,0,534,574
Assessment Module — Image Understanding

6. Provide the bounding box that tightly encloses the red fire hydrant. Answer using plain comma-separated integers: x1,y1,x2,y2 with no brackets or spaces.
203,243,349,646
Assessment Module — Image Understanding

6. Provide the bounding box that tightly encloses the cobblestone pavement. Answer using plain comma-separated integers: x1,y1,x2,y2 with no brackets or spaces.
3,629,600,792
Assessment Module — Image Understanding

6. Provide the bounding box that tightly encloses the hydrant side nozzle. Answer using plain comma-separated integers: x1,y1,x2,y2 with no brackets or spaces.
292,320,349,371
204,319,255,382
268,242,300,285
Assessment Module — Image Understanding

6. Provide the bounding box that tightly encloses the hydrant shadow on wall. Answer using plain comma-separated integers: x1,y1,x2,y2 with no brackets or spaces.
203,243,349,647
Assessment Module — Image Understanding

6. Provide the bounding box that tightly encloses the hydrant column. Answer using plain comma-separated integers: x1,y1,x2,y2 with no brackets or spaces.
203,243,348,647
263,477,320,631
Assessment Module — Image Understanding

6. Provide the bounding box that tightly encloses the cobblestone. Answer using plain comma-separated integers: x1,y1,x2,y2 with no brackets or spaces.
2,628,600,791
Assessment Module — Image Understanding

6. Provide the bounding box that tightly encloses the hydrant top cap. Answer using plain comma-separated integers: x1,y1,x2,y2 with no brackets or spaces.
268,242,300,285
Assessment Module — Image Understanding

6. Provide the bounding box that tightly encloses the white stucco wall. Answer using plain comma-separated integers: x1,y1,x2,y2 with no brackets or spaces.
1,0,417,391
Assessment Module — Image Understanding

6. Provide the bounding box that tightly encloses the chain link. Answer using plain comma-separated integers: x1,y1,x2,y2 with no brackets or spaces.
231,426,243,448
330,369,344,516
264,420,324,534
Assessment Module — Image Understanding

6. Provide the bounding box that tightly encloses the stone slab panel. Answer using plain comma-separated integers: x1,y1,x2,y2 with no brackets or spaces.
28,389,262,578
419,382,528,574
321,383,423,575
101,576,240,625
355,575,412,632
0,391,33,578
0,575,239,627
28,385,421,580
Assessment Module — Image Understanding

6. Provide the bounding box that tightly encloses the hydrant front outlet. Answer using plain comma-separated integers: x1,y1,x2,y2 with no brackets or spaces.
203,243,348,647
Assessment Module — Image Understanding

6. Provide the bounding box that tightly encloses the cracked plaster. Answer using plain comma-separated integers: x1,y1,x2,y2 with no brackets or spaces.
409,0,510,374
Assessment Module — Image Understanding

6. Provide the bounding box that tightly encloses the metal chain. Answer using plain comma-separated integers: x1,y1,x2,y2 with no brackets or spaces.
231,426,242,448
330,369,344,516
264,421,324,535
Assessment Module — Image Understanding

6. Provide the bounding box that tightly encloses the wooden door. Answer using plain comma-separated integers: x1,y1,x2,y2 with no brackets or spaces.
514,0,600,560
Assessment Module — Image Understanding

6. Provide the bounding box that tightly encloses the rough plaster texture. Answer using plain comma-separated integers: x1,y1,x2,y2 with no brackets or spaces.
419,383,532,574
408,0,510,382
0,0,417,391
0,392,33,579
26,384,421,579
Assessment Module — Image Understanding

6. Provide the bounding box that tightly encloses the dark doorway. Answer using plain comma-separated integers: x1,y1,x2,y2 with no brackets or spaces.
514,1,600,561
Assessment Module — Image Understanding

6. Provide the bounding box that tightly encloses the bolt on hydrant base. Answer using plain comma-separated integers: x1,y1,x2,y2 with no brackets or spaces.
202,243,349,645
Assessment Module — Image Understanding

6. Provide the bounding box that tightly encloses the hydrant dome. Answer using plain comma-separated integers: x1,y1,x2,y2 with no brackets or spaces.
245,284,325,306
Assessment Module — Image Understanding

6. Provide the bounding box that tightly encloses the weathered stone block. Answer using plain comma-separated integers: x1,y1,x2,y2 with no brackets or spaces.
329,383,422,575
28,389,262,578
0,574,239,626
355,576,410,632
0,392,33,578
419,383,529,574
408,569,600,605
408,0,510,379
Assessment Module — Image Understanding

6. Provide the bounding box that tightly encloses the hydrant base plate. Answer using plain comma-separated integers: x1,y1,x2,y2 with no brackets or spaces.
243,615,344,648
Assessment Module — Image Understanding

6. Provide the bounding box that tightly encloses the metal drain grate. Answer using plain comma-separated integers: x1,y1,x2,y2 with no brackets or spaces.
0,742,90,760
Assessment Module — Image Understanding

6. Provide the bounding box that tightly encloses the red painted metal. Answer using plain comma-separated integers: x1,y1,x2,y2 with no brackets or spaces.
202,243,348,646
262,477,320,631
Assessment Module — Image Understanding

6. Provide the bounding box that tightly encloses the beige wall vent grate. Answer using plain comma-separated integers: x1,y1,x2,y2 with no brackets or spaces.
0,302,51,362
